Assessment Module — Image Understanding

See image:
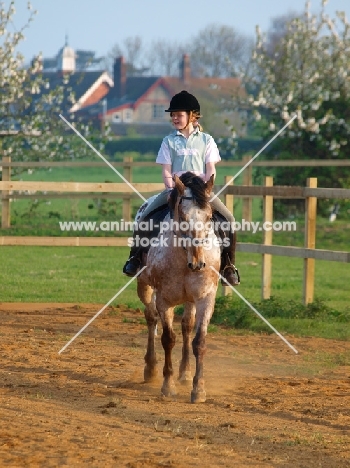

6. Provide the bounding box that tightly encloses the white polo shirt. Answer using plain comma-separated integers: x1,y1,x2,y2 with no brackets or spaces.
156,129,221,179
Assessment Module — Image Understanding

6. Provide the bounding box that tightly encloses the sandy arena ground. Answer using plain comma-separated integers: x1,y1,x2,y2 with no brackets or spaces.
0,302,349,467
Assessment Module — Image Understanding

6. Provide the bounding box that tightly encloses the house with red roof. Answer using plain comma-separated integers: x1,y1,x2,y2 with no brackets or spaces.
77,54,245,138
33,40,244,138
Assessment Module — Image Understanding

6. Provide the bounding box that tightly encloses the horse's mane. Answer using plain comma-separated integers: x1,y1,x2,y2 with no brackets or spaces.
168,172,209,210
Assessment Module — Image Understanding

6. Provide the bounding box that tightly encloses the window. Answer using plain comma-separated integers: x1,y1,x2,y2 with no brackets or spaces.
112,112,122,123
152,104,165,119
123,108,133,123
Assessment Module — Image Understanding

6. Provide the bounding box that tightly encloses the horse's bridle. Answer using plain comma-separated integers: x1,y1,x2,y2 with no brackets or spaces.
173,196,212,251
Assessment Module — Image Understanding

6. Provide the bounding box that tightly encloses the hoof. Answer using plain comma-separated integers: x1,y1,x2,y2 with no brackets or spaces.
191,390,206,403
144,366,158,383
161,385,177,397
178,371,192,384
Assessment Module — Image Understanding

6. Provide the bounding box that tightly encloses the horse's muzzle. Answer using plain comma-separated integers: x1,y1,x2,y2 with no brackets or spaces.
188,261,206,271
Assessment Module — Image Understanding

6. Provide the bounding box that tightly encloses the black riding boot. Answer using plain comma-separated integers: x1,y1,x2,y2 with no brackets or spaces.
122,205,168,277
122,243,142,277
220,230,240,286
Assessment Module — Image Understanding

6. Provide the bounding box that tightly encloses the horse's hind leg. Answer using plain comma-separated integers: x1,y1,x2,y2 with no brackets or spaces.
137,282,158,382
179,302,195,383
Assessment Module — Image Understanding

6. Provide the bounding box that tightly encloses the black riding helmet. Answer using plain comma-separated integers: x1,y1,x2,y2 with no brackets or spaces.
165,90,200,113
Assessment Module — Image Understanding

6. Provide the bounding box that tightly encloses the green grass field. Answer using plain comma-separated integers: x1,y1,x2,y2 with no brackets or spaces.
0,246,349,340
11,161,244,184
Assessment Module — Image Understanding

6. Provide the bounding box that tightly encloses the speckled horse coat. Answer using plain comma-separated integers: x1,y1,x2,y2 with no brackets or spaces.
137,173,221,403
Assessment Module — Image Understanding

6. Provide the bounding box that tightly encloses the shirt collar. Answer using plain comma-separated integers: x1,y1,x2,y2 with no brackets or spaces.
176,127,200,137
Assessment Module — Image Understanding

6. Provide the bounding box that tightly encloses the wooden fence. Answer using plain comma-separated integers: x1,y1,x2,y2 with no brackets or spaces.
2,155,350,223
1,156,350,305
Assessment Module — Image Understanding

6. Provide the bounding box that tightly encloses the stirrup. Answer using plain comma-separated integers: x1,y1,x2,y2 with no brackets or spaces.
221,264,240,286
122,256,141,277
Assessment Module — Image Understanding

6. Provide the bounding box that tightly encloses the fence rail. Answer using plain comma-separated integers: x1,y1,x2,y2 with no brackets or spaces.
224,185,350,199
2,159,350,168
0,181,164,193
2,181,350,199
1,236,348,262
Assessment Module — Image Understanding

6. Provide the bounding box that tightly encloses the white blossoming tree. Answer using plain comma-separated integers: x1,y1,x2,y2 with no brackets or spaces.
0,1,104,170
234,0,350,201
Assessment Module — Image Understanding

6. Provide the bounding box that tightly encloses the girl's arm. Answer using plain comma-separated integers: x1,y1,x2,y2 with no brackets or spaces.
162,164,174,189
204,161,216,182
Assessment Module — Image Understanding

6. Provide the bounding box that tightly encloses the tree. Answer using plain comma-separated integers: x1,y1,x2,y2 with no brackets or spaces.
234,0,350,208
266,11,300,56
105,25,252,78
74,50,104,71
0,1,106,171
42,49,104,71
105,36,149,75
146,39,185,76
187,24,253,77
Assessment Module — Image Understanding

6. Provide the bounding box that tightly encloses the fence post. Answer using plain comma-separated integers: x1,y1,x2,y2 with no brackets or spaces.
1,155,11,229
303,177,317,305
262,176,273,299
222,176,234,296
122,155,132,222
224,175,234,215
242,154,252,222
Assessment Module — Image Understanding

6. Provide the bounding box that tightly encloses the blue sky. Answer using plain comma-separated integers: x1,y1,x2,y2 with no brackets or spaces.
7,0,350,63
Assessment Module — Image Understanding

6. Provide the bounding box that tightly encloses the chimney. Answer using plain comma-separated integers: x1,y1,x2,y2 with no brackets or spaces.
180,54,191,85
113,56,127,99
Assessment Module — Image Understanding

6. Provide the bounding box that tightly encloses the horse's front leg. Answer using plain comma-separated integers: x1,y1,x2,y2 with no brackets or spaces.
179,302,195,383
157,299,177,397
137,280,158,382
191,294,216,403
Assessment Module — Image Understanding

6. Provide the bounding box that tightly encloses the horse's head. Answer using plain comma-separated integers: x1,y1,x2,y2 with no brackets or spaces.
169,173,214,272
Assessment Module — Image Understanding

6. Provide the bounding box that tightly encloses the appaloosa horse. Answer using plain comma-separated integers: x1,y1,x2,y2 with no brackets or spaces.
137,172,221,403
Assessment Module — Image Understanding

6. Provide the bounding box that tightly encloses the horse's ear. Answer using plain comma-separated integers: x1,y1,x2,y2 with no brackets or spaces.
205,174,215,195
174,175,185,195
